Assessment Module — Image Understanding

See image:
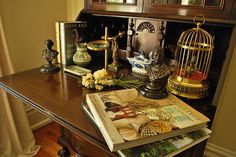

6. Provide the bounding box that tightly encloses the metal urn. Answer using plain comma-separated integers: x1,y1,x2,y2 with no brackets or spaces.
167,15,214,99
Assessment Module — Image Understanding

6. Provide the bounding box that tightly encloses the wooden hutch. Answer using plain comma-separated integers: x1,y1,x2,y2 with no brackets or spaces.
73,0,236,156
1,0,236,157
62,0,236,156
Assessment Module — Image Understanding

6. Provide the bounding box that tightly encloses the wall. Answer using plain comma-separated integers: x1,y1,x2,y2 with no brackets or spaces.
0,0,67,72
0,0,68,129
67,0,84,21
206,27,236,156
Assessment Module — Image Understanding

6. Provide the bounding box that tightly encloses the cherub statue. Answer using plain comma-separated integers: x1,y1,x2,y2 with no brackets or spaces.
139,46,171,99
40,39,60,73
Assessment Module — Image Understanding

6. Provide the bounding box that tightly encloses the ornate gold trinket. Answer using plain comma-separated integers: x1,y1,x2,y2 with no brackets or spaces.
167,15,214,99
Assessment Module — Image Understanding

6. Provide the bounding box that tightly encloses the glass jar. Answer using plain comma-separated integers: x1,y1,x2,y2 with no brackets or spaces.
73,43,91,67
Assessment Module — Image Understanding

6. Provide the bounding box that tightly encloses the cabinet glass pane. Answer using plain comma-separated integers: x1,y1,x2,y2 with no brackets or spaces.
126,0,136,4
101,0,124,3
205,0,221,6
153,0,166,5
168,0,202,5
99,0,136,4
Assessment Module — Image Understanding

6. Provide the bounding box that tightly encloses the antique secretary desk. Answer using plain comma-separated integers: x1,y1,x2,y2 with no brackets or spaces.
1,0,236,157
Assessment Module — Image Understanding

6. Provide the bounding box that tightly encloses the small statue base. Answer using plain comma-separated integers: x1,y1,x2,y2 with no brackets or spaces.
40,63,60,73
139,80,168,99
108,63,121,72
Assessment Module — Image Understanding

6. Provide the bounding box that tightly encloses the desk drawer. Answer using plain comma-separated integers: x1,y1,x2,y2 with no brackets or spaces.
60,127,116,157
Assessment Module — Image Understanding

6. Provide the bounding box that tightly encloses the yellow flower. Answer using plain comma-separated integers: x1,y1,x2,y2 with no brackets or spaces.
93,68,109,80
82,73,95,88
95,84,104,90
86,73,93,79
82,69,142,90
106,80,114,86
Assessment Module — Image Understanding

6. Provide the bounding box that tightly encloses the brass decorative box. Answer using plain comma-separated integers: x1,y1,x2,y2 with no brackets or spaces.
167,15,214,99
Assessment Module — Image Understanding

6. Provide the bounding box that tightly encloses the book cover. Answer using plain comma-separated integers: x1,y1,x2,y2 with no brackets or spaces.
118,128,211,157
81,100,98,128
86,88,210,151
55,21,88,66
81,100,211,157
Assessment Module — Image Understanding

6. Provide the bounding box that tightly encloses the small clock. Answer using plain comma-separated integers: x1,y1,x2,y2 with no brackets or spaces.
133,19,166,53
137,21,155,33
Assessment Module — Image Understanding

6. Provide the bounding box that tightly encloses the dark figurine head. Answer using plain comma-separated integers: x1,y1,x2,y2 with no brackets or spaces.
45,39,54,49
151,46,164,65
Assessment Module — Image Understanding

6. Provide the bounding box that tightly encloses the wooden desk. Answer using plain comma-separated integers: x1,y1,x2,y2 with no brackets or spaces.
0,68,207,157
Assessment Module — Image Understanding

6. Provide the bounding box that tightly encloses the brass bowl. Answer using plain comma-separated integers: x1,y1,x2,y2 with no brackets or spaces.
87,40,109,51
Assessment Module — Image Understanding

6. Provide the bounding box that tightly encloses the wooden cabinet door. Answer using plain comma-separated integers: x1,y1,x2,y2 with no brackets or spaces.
85,0,144,13
143,0,235,20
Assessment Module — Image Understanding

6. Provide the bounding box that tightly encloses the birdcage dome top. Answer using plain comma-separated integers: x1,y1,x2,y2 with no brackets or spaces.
178,15,214,52
178,27,214,51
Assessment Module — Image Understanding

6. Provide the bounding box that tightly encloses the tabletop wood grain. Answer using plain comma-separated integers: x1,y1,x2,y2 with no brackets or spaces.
0,68,110,150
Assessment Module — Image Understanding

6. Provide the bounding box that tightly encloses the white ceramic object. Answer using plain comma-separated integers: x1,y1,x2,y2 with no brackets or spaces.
127,51,153,75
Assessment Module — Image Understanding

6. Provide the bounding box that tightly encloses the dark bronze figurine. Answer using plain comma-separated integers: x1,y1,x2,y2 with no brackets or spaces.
40,39,60,73
139,46,171,99
107,31,125,71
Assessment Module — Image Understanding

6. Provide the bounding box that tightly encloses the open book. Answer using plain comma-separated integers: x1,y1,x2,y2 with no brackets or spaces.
86,88,209,151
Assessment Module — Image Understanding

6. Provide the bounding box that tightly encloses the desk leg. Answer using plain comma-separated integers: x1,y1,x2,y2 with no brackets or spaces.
58,145,70,157
57,126,70,157
57,125,117,157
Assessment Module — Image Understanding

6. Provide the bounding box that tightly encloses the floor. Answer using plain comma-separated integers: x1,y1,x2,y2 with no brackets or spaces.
33,122,61,157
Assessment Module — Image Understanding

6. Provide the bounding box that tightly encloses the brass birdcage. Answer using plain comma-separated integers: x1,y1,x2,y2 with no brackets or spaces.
167,15,214,99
